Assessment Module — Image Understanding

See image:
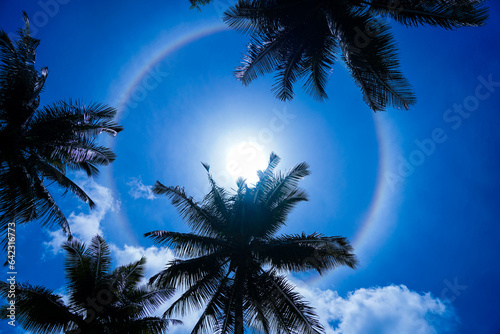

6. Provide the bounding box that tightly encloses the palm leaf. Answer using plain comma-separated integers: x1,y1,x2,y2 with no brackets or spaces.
223,0,487,110
147,154,356,333
145,230,225,257
0,14,121,250
364,0,488,29
153,182,223,236
162,260,229,319
111,257,147,292
34,158,95,208
181,273,232,334
254,233,358,274
0,281,80,333
258,270,324,334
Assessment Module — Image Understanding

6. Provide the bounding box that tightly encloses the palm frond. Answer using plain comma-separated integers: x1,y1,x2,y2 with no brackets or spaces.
124,285,176,319
145,230,225,257
190,273,231,333
0,281,79,334
233,33,284,85
45,139,118,170
29,173,71,234
264,161,310,206
30,100,122,139
254,152,280,200
62,238,94,309
271,39,307,101
261,188,309,238
246,271,288,334
329,12,416,110
257,270,324,334
363,0,488,29
89,235,112,287
34,158,95,208
223,0,283,34
111,257,147,292
302,34,338,100
254,233,358,274
153,182,223,236
149,253,226,290
162,260,229,319
222,0,486,110
0,14,121,249
3,234,177,332
202,162,232,224
147,154,355,334
128,317,182,333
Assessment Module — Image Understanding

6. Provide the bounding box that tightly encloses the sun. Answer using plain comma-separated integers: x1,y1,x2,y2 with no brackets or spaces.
226,141,268,184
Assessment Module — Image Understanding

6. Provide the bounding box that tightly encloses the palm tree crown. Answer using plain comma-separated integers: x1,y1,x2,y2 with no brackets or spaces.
223,0,488,111
0,13,122,246
145,153,358,334
0,235,180,333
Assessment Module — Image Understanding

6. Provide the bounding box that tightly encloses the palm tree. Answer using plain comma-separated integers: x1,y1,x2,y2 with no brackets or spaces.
222,0,488,111
189,0,213,10
0,235,180,333
0,13,122,247
145,153,358,334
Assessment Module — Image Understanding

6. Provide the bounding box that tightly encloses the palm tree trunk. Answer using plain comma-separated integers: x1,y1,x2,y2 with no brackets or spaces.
234,291,244,334
234,267,244,334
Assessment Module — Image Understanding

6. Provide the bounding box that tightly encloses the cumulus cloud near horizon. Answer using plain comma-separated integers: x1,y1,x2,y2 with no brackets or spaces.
295,283,457,334
39,178,457,334
107,242,461,334
127,177,156,200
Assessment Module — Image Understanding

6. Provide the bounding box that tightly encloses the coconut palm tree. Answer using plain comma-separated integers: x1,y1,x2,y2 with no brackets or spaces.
0,235,180,333
145,153,358,334
189,0,213,9
0,13,122,247
222,0,488,111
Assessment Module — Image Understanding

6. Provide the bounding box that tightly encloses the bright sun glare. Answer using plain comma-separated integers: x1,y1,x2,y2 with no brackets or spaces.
226,141,268,184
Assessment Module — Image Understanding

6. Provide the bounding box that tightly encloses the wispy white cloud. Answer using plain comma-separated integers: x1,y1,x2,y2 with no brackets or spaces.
44,177,119,254
111,244,175,282
294,283,457,334
110,243,202,333
127,177,156,200
145,280,457,334
39,176,199,332
109,242,457,334
41,178,454,334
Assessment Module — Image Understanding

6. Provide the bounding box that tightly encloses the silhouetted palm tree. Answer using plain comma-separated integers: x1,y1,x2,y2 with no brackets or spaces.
0,235,180,333
189,0,213,10
223,0,488,111
145,153,358,334
0,13,122,246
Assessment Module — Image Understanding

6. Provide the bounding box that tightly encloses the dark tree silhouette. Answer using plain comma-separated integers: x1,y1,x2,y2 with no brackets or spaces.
189,0,214,10
218,0,488,111
0,235,180,333
0,13,122,247
146,153,358,334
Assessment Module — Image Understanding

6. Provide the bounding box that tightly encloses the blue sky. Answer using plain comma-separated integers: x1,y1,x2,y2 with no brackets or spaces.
1,0,500,333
